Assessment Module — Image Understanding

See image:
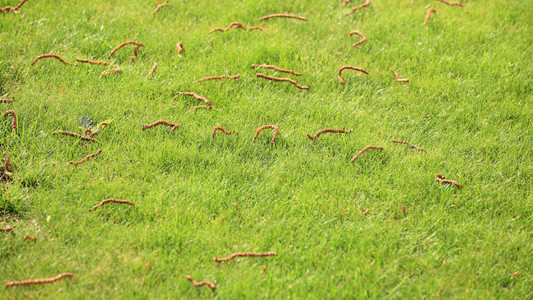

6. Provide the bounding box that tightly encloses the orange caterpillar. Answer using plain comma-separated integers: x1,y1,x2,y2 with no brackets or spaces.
184,275,216,291
253,125,280,144
209,22,265,33
349,30,366,47
251,64,302,76
350,145,383,162
0,226,13,232
347,0,370,14
108,41,145,58
256,73,309,90
307,129,351,140
142,120,180,131
424,8,436,25
437,0,463,7
69,149,102,165
0,99,14,103
258,14,308,21
148,62,158,78
0,0,28,14
89,199,135,211
31,54,77,66
392,140,425,151
390,69,409,82
175,92,212,107
197,74,240,82
338,66,369,84
152,1,169,15
3,110,17,130
213,252,277,263
176,42,183,57
212,126,236,139
5,273,74,288
435,174,461,189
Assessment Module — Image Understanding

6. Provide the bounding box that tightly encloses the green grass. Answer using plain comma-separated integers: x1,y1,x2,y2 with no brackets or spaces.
1,0,532,298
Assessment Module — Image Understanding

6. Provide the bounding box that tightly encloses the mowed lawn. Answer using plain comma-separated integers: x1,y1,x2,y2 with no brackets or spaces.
1,0,532,298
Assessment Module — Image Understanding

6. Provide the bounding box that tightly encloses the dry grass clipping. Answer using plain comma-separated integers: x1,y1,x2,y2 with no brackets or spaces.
392,140,425,151
197,74,240,82
213,252,277,263
338,66,369,84
148,62,158,78
142,120,180,131
31,54,77,66
152,1,169,15
184,275,215,291
307,129,351,140
437,0,463,7
350,145,383,162
256,73,309,90
251,64,302,76
89,199,135,211
0,0,28,14
5,273,74,288
253,125,280,144
212,126,237,139
53,131,98,142
349,30,367,47
435,174,461,189
425,8,437,25
259,14,308,21
347,0,370,14
175,92,212,107
69,149,102,165
390,69,409,82
3,110,16,130
108,41,145,59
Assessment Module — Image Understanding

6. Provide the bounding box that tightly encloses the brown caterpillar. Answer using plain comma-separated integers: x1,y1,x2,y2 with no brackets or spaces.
213,252,277,263
197,74,240,82
52,131,98,142
142,120,180,131
0,0,27,13
108,41,145,58
437,0,463,7
347,0,370,14
338,66,369,84
392,140,425,151
349,30,367,47
0,226,13,232
258,14,308,21
69,149,102,165
129,46,139,62
5,273,74,288
0,99,14,103
82,129,92,137
248,26,265,31
253,125,280,144
176,42,183,57
100,65,121,76
31,54,77,66
89,122,111,138
3,152,10,172
175,92,212,107
424,8,436,25
89,198,135,211
251,64,302,76
350,145,383,162
209,28,225,33
209,22,264,33
152,1,169,15
212,126,236,139
390,69,409,82
190,105,218,111
307,129,351,140
76,59,120,76
256,73,309,90
184,275,216,291
148,62,158,78
435,174,461,189
343,0,352,6
3,110,16,130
